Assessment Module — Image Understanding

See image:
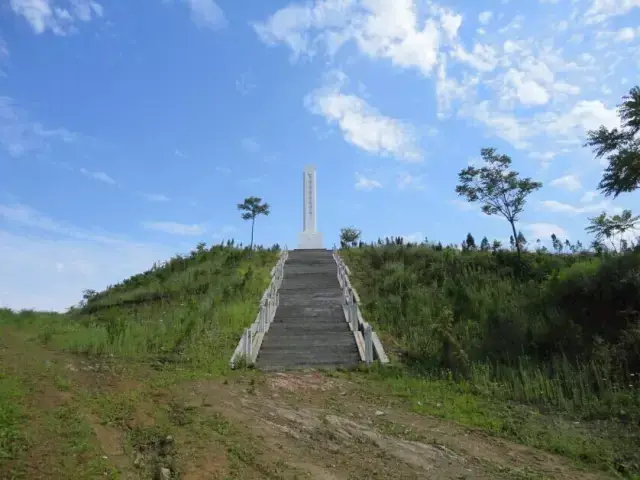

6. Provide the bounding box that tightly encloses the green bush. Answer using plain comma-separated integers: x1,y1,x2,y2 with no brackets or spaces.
342,244,640,416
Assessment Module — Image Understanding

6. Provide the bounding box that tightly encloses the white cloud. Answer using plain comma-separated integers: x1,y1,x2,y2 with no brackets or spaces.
211,225,236,240
0,96,76,156
143,221,206,236
538,100,620,140
0,37,8,59
580,190,598,203
355,172,382,190
435,55,479,118
452,43,498,72
242,137,261,153
529,151,556,167
1,203,124,244
252,0,446,76
0,204,173,311
80,168,115,185
236,73,256,95
502,68,550,106
181,0,226,28
396,172,424,190
450,199,476,211
463,97,619,151
0,230,170,312
523,222,568,240
461,101,533,149
539,199,620,215
144,193,170,202
478,11,493,25
614,27,638,42
254,0,636,162
402,232,424,243
10,0,103,35
585,0,640,23
550,174,582,191
305,71,422,161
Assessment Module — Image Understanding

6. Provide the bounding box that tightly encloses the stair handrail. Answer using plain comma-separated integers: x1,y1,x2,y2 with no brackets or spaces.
229,246,289,368
332,247,389,365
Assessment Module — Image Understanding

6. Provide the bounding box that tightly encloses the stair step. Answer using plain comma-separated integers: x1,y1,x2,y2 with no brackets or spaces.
271,315,346,323
267,325,349,335
256,352,360,365
275,306,344,315
260,343,357,354
261,338,356,347
258,363,360,372
267,320,350,328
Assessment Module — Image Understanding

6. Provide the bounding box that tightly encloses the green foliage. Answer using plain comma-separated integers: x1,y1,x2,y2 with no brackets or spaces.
456,148,543,257
2,245,279,375
586,209,639,252
339,226,361,248
0,373,26,462
586,85,640,197
342,244,640,419
237,196,270,250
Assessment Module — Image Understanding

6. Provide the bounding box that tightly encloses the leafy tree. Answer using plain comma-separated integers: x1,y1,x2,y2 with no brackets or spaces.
340,227,361,248
591,239,606,255
585,209,639,252
517,231,527,251
480,236,490,252
456,148,542,260
551,233,563,253
237,196,270,251
81,289,97,307
585,85,640,197
491,239,502,253
462,233,476,252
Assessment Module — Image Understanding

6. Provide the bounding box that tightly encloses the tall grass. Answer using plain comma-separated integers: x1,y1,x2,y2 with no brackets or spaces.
1,245,279,375
342,244,640,419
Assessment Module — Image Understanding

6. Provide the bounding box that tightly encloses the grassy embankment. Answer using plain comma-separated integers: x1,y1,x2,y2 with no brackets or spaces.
341,244,640,478
2,240,640,478
0,244,280,478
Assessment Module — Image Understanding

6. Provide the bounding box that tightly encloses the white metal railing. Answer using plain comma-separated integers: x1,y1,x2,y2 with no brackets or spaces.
332,247,389,365
229,246,289,368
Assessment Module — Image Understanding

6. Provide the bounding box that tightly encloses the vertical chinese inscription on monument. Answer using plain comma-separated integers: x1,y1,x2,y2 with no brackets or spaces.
307,172,313,218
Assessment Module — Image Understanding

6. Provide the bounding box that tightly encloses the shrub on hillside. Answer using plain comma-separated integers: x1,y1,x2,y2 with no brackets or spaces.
342,244,640,385
546,253,640,375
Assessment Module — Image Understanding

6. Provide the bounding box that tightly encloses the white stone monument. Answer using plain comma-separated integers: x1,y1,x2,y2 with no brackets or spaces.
297,164,324,249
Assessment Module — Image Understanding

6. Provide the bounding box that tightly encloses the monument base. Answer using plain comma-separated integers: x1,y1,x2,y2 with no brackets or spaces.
297,231,324,249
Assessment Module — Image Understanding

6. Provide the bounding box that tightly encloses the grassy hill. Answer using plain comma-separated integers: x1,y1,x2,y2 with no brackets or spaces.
2,239,640,479
4,242,280,373
342,241,640,477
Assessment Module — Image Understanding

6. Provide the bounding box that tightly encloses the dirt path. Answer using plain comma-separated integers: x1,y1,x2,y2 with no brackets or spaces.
0,328,613,479
179,373,612,480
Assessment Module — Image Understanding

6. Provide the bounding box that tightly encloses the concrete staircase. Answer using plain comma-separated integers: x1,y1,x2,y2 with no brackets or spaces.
255,249,361,371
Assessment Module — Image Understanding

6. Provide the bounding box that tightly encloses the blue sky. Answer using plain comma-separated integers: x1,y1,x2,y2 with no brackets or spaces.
1,0,639,311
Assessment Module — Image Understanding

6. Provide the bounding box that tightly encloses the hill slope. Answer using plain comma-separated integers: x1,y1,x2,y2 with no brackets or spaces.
1,242,639,479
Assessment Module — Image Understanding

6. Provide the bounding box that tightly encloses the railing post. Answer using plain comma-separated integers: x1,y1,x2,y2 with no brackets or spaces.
351,303,358,332
243,328,252,363
364,324,373,364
